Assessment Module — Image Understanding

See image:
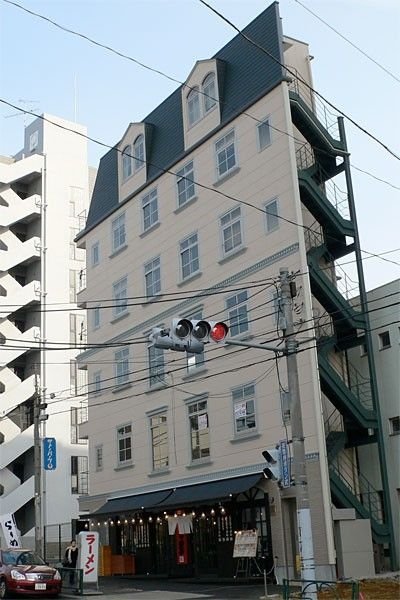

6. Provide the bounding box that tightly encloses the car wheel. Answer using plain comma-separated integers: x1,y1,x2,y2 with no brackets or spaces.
0,578,8,599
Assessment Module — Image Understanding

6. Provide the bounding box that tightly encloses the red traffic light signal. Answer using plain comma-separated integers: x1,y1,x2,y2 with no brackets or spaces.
210,322,229,342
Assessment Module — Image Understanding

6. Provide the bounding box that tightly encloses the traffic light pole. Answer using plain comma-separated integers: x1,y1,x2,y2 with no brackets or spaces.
279,268,316,596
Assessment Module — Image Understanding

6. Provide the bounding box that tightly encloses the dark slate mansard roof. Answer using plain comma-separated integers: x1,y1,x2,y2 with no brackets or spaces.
81,1,284,237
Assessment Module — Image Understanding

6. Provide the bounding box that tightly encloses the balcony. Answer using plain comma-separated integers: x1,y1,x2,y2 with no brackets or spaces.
0,153,43,186
0,423,33,470
0,321,40,364
0,232,40,271
0,372,36,418
0,188,41,227
0,275,40,319
0,474,34,515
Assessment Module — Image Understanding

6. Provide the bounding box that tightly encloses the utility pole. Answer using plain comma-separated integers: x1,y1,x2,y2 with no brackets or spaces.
33,369,42,555
279,268,316,596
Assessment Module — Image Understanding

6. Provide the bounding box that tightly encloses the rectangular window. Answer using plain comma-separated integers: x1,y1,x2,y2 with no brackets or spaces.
115,347,130,386
70,360,77,395
215,129,236,178
186,311,205,373
93,370,102,394
69,270,78,303
91,242,100,266
144,257,161,298
117,423,132,465
95,445,103,471
176,161,195,207
265,198,279,233
257,118,271,150
111,213,126,253
71,456,88,494
148,345,165,387
92,306,101,330
226,290,249,336
180,233,199,280
389,416,400,435
220,207,242,256
378,331,391,349
113,276,128,317
142,189,158,232
232,383,256,434
188,398,210,461
70,406,88,445
69,228,78,260
150,414,169,470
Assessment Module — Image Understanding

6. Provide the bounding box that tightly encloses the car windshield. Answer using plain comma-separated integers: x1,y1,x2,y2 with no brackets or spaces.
2,550,46,566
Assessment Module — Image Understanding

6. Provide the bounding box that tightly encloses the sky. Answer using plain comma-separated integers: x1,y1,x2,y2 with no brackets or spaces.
1,0,399,291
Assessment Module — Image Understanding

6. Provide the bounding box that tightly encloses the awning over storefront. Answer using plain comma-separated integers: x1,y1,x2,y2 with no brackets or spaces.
90,473,262,516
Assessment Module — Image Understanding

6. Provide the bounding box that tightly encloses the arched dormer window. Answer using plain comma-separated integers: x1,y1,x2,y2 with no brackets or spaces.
202,73,217,113
122,145,132,180
187,87,200,126
133,134,145,172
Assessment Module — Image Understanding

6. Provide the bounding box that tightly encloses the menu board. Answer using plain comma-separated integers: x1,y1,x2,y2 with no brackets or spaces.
233,529,258,558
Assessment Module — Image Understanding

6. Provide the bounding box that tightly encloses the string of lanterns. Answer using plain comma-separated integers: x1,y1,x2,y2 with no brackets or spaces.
89,506,228,528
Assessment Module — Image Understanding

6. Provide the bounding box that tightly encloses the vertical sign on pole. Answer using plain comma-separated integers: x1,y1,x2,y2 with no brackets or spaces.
78,531,99,585
43,437,57,470
279,439,291,488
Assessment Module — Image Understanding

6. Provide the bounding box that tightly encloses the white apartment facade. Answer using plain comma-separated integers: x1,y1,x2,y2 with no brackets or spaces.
76,3,396,579
0,114,92,551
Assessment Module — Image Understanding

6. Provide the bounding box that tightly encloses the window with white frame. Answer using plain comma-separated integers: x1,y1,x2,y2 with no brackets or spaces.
232,383,256,434
91,241,100,267
122,145,132,180
142,189,158,232
144,257,161,298
180,233,199,280
113,276,128,317
116,423,132,465
257,118,271,151
389,416,400,435
220,206,243,256
93,370,102,394
226,290,249,336
187,87,201,126
186,311,205,373
188,397,210,461
92,306,101,330
378,331,391,349
133,134,145,172
114,347,130,386
265,198,279,233
148,344,165,387
176,160,195,207
111,213,126,253
95,445,103,471
150,413,169,470
215,129,236,178
202,72,217,113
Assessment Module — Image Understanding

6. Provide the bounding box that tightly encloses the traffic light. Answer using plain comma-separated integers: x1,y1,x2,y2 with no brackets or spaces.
149,319,229,354
262,448,281,482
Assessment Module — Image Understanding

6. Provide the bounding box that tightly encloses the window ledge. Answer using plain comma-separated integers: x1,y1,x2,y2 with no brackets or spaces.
218,245,247,265
379,346,391,351
141,294,163,307
182,366,208,380
177,271,202,287
114,462,134,471
186,458,213,470
140,221,160,238
214,166,240,187
174,195,198,214
109,243,128,259
145,381,167,393
226,332,254,344
230,431,261,444
389,431,400,436
112,382,132,394
110,310,130,324
148,467,171,478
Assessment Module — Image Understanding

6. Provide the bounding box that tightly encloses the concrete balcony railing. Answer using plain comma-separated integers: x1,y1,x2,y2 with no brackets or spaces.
0,232,40,271
0,373,36,418
0,321,40,364
0,188,41,227
0,153,43,185
0,474,34,515
0,275,40,318
0,423,33,470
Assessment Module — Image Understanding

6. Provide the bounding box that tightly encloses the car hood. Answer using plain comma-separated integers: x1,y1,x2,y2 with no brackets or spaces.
12,565,57,574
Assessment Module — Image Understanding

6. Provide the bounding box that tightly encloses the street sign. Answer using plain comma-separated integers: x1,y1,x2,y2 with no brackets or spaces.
279,439,291,488
43,437,56,470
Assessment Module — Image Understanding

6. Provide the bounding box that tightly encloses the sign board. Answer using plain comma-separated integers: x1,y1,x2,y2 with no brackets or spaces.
78,531,99,583
233,529,258,558
279,439,291,488
0,513,21,548
43,437,57,470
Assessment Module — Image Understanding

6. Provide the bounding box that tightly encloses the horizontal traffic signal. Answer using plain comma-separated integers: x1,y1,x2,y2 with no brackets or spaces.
150,319,229,354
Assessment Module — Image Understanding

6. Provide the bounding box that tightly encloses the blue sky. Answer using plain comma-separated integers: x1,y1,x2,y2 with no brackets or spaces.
1,0,399,290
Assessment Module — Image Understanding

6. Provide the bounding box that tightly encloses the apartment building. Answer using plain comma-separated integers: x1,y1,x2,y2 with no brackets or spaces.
76,3,396,579
349,279,400,568
0,114,92,549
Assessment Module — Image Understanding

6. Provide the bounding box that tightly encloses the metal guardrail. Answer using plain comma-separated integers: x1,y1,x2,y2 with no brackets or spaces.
282,578,359,599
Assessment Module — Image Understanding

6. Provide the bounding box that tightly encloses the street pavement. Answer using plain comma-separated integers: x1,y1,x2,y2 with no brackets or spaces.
61,576,282,600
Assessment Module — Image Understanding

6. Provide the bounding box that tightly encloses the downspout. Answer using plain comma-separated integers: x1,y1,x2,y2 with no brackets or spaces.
338,117,397,569
40,153,48,546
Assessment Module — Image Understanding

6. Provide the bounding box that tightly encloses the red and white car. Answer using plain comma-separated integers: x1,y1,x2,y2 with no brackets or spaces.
0,549,61,598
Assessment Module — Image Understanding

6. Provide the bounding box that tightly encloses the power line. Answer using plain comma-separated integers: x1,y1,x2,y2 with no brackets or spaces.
198,0,400,161
292,0,400,85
